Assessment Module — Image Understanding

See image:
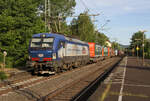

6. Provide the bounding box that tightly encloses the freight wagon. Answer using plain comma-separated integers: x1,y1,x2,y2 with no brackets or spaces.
88,42,103,62
88,42,114,62
102,47,113,58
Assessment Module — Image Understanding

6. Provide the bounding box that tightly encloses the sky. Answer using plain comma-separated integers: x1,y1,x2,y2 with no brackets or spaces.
68,0,150,45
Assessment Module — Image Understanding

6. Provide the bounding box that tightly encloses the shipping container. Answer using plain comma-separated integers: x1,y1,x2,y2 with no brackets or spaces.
88,42,102,59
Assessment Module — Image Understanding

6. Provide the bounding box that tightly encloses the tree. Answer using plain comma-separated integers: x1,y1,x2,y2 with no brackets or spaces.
130,31,146,57
42,0,76,32
0,0,77,67
96,32,109,46
70,12,95,42
145,39,150,58
78,12,95,42
70,18,78,35
70,12,109,45
112,42,120,50
0,0,45,67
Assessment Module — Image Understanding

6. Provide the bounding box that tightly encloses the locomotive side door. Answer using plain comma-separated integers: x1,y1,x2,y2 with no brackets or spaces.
58,41,65,58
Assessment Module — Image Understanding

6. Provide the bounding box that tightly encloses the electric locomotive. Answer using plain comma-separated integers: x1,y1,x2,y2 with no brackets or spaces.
27,33,90,74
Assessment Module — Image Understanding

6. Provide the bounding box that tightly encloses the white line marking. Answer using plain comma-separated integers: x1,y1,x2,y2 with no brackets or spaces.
104,83,150,88
118,57,127,101
124,84,150,88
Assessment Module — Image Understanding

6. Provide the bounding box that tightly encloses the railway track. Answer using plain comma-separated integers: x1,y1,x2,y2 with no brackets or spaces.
0,62,93,96
0,57,121,101
38,57,122,101
1,73,32,87
73,58,122,101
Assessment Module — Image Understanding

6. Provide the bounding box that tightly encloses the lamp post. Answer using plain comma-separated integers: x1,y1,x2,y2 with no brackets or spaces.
139,30,147,66
3,51,7,70
135,39,140,59
136,46,139,59
142,32,144,65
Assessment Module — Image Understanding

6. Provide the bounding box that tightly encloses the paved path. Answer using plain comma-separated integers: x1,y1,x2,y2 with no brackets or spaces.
88,56,150,101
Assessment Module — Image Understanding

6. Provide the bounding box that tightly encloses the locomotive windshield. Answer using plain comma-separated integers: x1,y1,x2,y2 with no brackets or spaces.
30,37,54,49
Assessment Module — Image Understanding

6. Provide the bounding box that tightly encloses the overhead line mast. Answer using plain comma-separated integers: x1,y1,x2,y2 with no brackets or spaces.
45,0,51,32
45,0,100,33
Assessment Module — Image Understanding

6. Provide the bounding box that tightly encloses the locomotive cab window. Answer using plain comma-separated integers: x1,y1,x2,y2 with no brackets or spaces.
30,37,54,49
30,38,41,47
42,38,54,48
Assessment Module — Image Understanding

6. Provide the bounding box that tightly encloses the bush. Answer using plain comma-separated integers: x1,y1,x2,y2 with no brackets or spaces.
0,53,3,63
0,53,14,68
5,57,14,68
0,53,3,68
0,71,8,80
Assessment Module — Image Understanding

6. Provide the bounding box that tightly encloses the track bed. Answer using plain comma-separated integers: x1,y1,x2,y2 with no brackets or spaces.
0,57,121,101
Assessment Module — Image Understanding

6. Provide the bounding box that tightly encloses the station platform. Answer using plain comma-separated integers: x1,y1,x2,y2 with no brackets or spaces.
88,56,150,101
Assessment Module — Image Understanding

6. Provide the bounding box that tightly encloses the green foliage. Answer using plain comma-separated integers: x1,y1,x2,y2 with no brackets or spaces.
0,0,45,67
0,53,3,63
112,42,120,50
0,0,110,68
70,12,95,42
44,0,76,17
130,31,150,58
0,71,8,80
96,32,109,46
130,31,145,49
43,0,76,32
70,12,109,45
77,12,95,42
70,18,78,35
145,39,150,58
0,0,76,67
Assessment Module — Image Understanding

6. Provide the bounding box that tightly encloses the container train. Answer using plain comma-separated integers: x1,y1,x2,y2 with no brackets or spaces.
27,33,115,74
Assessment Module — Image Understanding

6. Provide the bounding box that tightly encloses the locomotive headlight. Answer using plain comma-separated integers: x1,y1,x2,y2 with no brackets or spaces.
52,53,56,59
